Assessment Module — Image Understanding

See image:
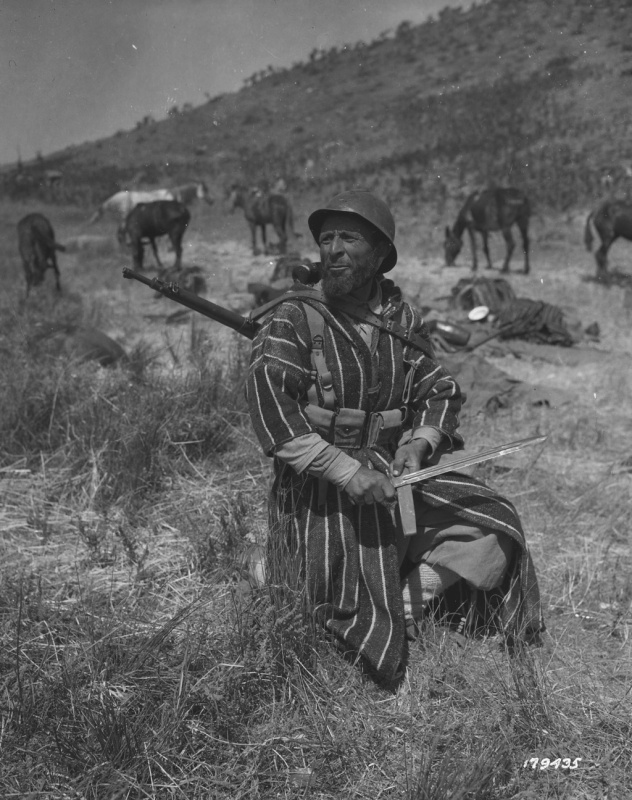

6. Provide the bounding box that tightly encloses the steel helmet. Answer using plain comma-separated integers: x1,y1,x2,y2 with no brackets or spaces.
308,190,398,272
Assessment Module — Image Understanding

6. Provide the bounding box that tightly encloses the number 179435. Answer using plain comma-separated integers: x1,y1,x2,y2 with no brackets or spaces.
523,758,582,770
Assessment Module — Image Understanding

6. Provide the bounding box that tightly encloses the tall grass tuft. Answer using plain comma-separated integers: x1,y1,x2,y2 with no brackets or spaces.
0,307,250,514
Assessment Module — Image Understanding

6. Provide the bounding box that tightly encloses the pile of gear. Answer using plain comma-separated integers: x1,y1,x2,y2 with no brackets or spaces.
450,276,584,347
247,254,316,306
450,276,517,314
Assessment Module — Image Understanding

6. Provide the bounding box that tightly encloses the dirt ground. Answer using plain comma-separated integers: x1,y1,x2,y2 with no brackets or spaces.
4,198,632,425
2,195,630,406
49,199,632,408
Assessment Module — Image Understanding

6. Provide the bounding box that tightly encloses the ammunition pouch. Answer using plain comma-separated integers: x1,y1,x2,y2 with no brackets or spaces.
304,404,403,450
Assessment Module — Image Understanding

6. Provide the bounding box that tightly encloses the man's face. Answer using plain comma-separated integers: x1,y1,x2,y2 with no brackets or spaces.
318,212,388,299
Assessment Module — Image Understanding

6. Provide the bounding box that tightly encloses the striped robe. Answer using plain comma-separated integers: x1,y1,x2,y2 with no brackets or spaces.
247,279,544,682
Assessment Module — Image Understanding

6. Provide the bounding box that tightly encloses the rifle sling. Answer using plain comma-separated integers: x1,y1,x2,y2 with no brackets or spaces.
250,287,434,358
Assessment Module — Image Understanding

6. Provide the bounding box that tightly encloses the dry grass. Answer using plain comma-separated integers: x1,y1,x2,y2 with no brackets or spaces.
1,200,631,798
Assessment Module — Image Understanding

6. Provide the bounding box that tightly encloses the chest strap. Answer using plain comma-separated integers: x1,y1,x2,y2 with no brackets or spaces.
301,297,417,441
250,287,435,359
293,295,417,524
303,302,336,410
332,298,435,360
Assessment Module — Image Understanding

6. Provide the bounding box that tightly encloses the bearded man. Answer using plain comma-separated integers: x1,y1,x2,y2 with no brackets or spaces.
247,190,544,684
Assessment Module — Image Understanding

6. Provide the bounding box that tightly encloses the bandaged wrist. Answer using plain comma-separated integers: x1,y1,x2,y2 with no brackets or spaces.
313,446,362,488
400,425,444,455
274,435,362,488
274,433,330,474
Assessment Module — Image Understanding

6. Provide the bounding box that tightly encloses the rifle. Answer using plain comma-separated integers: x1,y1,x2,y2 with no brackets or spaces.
123,267,548,526
122,268,260,340
124,266,436,358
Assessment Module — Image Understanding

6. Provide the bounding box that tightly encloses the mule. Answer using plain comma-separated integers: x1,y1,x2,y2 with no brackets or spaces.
444,187,531,274
171,181,214,207
89,189,174,223
227,186,298,255
584,200,632,281
17,212,66,297
119,200,190,271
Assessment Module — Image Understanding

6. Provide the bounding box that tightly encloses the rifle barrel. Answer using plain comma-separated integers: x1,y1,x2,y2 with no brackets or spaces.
122,268,260,340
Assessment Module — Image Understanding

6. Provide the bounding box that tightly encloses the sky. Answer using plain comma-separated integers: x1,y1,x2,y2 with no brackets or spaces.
0,0,467,167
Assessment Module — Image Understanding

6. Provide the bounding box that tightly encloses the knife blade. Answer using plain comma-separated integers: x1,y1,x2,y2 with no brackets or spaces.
391,434,548,488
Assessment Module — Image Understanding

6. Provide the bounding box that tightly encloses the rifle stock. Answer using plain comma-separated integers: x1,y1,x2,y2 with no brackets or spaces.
122,268,260,340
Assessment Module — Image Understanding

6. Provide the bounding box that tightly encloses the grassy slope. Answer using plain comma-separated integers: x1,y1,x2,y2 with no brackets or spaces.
6,0,632,213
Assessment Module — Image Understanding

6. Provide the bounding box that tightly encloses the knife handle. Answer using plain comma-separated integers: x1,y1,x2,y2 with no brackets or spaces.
396,468,417,536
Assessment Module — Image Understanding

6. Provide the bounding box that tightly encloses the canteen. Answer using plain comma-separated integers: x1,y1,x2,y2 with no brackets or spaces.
428,319,471,347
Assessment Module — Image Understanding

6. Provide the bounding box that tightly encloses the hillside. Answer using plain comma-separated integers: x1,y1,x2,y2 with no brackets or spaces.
5,0,632,212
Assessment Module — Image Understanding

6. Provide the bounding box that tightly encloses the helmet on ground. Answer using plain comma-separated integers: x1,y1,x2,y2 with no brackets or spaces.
307,190,398,272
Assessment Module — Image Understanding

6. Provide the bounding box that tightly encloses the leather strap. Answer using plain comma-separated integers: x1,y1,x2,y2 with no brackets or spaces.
250,287,435,358
303,303,336,410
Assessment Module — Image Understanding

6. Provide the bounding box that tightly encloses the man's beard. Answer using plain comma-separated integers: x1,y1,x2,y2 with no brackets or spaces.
321,252,381,299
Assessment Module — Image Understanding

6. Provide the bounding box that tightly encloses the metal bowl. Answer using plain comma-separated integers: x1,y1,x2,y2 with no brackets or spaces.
468,305,490,321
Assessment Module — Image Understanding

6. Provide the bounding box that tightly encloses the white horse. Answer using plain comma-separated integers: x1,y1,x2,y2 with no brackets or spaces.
88,189,174,223
170,181,214,207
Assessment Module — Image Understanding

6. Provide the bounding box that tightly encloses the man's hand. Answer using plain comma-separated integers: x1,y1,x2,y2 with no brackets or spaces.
390,439,432,478
344,465,396,505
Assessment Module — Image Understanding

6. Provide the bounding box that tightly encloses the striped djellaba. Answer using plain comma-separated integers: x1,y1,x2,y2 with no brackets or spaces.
247,279,544,683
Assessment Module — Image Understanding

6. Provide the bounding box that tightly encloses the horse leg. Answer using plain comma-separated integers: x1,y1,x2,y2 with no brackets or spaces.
595,239,611,282
467,226,478,271
173,241,182,271
51,253,62,292
274,220,287,254
260,224,268,255
481,231,493,270
133,240,144,271
150,237,162,270
170,228,184,270
500,228,515,273
519,222,530,274
250,222,259,255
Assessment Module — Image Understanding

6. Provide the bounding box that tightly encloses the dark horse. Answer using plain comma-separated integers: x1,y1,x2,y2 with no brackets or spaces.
17,212,66,297
584,200,632,281
118,200,190,271
444,187,531,274
227,186,298,255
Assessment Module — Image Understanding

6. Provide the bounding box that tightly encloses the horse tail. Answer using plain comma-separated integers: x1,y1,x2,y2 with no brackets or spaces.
88,206,102,225
285,200,294,238
584,212,594,251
